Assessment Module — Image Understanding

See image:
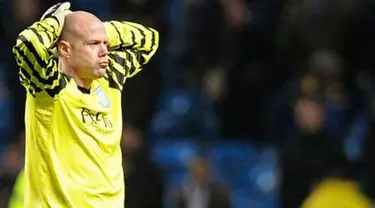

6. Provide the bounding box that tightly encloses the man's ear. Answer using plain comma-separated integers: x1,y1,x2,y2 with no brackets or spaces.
57,40,71,58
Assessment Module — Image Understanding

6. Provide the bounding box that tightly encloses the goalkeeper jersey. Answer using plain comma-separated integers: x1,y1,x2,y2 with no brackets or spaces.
12,17,158,208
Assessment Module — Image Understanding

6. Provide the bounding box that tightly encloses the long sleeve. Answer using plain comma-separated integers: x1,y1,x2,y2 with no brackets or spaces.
103,21,159,90
104,21,159,65
12,17,64,97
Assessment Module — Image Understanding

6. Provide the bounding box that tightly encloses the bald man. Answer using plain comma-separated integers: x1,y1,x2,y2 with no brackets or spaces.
12,2,159,207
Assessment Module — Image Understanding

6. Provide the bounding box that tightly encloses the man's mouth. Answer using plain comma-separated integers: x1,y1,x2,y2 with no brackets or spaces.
99,62,109,67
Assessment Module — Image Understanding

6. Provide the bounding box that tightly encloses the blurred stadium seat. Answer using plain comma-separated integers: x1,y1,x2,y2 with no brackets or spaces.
209,141,259,185
150,90,219,139
344,114,369,161
232,189,278,208
151,139,280,207
150,139,200,171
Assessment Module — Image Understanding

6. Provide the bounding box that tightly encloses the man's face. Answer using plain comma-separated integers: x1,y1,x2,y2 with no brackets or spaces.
190,158,210,185
70,21,109,80
295,99,324,132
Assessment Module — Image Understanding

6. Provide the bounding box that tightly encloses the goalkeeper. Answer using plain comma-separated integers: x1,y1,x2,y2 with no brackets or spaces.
12,2,159,207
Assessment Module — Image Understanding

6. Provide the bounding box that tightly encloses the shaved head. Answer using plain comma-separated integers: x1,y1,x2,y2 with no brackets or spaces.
57,11,109,87
60,11,103,43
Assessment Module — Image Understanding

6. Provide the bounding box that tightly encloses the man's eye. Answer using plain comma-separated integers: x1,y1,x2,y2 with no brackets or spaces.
89,41,101,45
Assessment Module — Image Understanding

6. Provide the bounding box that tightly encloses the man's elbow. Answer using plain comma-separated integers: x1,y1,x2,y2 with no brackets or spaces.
150,28,160,55
12,33,26,56
151,27,159,44
154,29,160,48
12,28,38,60
14,29,34,48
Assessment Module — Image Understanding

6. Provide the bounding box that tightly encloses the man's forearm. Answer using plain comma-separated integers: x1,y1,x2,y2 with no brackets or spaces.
104,21,158,52
15,2,70,51
26,18,61,49
13,17,61,66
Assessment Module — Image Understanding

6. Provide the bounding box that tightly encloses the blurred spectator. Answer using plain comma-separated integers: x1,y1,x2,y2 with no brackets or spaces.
217,0,285,139
277,0,360,68
267,48,356,142
359,118,375,200
279,97,348,208
121,124,164,208
0,63,13,151
170,156,231,208
0,132,24,208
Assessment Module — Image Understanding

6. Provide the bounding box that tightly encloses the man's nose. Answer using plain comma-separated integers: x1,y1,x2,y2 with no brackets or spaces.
99,44,109,57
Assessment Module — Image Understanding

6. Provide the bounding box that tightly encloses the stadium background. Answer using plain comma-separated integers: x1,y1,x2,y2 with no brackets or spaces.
1,0,375,207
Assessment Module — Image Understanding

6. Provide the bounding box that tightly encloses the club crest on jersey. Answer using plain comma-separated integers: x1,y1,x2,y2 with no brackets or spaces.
94,87,110,108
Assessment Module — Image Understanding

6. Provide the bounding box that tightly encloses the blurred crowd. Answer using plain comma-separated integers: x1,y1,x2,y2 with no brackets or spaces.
2,0,375,207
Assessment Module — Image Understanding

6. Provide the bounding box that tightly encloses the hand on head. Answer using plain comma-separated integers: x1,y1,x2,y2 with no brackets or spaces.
41,2,71,30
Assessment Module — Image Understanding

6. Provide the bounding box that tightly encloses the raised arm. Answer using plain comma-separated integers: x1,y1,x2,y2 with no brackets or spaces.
104,21,159,64
104,21,159,81
12,2,70,97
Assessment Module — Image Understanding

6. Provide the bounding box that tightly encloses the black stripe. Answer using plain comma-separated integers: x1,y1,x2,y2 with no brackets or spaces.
28,88,36,97
126,23,146,49
40,16,59,34
128,27,156,57
45,72,67,97
30,27,44,45
110,64,125,86
110,22,126,49
143,27,156,56
18,65,31,81
122,53,130,77
63,73,71,82
44,68,60,85
105,70,121,90
37,22,49,32
137,51,145,65
50,16,60,31
122,31,137,49
129,31,136,48
103,72,109,80
20,68,42,92
103,73,110,84
45,56,58,77
37,23,53,43
18,35,48,69
108,53,126,84
14,45,58,86
149,28,156,54
17,35,58,81
129,28,156,65
14,46,43,82
109,53,126,67
19,69,42,93
15,45,60,86
126,50,136,75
